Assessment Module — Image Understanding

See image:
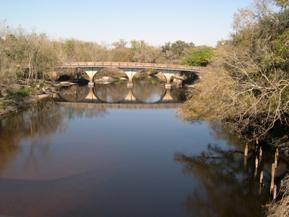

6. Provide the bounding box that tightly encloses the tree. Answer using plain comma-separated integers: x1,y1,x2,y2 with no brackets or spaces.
130,40,161,63
161,40,195,64
183,46,214,66
183,0,289,141
112,39,127,48
275,0,289,8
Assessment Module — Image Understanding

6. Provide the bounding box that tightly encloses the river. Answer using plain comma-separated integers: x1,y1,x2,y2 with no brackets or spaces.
0,80,280,217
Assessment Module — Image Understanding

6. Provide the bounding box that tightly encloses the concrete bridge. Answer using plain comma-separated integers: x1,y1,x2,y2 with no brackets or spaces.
58,62,205,87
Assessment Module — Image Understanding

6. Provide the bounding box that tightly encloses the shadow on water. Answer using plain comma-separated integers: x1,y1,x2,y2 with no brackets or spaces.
175,145,268,217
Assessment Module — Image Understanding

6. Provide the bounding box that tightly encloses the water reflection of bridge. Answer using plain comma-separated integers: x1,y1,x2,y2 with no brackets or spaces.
57,102,182,109
58,82,185,104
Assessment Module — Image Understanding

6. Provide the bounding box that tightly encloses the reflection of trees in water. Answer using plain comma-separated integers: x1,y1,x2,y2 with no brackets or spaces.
94,81,129,103
0,101,109,174
63,106,107,119
0,102,64,145
175,144,270,217
0,142,17,172
170,87,186,102
0,101,65,172
59,85,89,102
132,76,166,103
206,122,244,150
205,122,281,166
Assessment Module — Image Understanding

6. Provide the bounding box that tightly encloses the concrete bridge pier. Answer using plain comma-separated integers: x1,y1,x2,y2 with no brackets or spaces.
125,89,136,101
125,71,137,88
162,89,173,102
85,70,98,87
163,73,174,89
85,87,97,100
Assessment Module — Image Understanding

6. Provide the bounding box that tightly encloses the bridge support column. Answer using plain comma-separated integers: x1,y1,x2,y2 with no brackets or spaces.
125,89,136,101
162,89,173,102
163,73,174,89
125,71,137,88
85,87,97,100
85,71,98,87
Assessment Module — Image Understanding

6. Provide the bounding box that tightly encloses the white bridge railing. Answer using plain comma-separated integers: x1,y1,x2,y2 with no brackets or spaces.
59,62,205,72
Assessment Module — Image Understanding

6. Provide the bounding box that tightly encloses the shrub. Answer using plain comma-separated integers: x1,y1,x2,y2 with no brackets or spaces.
183,47,214,66
7,87,31,100
182,2,289,141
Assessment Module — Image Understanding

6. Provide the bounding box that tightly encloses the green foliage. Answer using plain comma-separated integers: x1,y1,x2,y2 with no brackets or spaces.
0,101,4,110
272,29,289,70
148,68,157,74
183,47,214,66
170,40,194,57
161,40,195,64
148,76,159,84
7,87,30,100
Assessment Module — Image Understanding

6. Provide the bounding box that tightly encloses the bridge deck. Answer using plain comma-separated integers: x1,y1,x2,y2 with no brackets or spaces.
59,62,205,73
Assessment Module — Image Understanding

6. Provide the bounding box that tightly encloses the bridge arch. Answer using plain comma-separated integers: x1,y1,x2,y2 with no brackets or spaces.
55,68,90,85
93,82,129,103
131,77,166,103
58,85,90,102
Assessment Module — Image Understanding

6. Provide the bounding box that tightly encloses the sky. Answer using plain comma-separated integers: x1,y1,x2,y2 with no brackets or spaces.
0,0,252,47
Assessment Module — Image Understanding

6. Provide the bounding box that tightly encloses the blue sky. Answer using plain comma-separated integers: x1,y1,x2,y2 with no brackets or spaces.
0,0,252,46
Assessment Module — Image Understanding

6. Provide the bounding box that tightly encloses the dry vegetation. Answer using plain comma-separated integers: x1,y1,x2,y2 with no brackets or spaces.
0,23,213,84
183,0,289,142
182,1,289,216
267,175,289,217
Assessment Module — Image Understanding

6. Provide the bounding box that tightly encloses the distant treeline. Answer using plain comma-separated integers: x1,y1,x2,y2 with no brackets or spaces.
0,23,213,81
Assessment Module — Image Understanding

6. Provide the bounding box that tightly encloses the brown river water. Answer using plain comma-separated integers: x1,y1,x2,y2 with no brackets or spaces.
0,80,284,217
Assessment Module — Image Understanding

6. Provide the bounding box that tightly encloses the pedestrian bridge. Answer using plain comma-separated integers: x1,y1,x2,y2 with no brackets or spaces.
58,62,205,87
59,62,205,72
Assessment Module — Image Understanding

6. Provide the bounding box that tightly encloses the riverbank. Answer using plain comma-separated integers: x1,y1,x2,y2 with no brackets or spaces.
267,175,289,217
0,80,58,118
182,73,289,217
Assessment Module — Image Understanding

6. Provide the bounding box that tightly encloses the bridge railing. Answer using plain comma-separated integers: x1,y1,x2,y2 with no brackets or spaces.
59,62,205,72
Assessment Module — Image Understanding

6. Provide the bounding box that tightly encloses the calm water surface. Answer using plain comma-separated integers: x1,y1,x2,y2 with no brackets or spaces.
0,83,272,217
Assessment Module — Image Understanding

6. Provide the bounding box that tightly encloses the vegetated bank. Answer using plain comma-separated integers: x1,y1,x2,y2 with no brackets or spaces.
182,1,289,216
